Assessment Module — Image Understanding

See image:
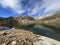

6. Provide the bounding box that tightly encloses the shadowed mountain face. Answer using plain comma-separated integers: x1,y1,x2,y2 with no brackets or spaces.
0,16,35,29
38,11,60,34
0,17,14,28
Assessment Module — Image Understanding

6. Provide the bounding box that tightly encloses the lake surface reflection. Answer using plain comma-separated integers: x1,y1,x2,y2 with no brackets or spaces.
29,26,60,41
0,27,10,30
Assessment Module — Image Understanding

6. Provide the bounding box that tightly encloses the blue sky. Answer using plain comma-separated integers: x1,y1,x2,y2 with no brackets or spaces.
0,0,60,17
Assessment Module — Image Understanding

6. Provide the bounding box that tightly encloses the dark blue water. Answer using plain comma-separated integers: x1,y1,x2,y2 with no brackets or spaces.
29,27,60,41
0,27,10,30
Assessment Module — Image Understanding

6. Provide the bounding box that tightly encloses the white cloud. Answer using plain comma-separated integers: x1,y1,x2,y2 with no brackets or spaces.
0,0,60,16
0,0,25,14
42,0,60,15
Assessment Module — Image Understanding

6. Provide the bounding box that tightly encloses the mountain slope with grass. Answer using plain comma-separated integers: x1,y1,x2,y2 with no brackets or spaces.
38,11,60,34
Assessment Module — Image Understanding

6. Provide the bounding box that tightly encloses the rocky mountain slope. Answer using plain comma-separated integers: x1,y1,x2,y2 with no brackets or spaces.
0,16,35,29
0,28,60,45
37,11,60,34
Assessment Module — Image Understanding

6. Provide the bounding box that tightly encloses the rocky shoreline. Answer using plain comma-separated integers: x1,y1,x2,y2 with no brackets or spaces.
0,28,60,45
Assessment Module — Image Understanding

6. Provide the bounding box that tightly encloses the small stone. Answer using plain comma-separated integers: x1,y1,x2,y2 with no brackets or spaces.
11,40,17,45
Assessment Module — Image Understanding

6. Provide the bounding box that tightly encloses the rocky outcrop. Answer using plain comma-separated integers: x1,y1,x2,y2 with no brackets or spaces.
0,29,60,45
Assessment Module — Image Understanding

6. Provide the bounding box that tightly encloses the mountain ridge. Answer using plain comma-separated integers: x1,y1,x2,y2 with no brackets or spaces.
36,11,60,34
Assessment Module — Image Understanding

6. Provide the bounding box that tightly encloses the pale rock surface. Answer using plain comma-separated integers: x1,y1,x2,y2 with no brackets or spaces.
33,36,60,45
0,29,60,45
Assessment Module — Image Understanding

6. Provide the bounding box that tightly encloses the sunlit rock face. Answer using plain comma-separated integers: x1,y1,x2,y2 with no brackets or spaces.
13,16,36,29
0,16,36,29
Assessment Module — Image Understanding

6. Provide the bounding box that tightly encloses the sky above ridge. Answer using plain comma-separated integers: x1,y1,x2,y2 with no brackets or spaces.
0,0,60,17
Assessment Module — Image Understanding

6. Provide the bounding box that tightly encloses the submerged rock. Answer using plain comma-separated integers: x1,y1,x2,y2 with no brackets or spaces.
0,29,60,45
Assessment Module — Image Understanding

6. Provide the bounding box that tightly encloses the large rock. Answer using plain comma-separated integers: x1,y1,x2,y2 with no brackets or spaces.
0,29,60,45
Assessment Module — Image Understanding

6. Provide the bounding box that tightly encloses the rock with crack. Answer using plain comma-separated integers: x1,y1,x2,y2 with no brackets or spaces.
0,29,60,45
